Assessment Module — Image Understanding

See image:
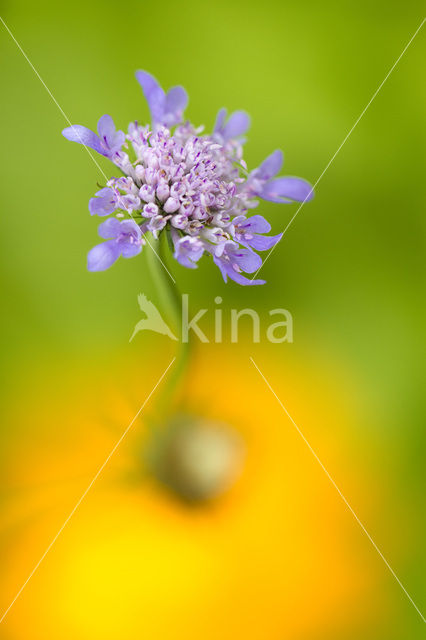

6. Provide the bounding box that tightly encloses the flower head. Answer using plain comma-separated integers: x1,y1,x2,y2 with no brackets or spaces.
62,71,313,284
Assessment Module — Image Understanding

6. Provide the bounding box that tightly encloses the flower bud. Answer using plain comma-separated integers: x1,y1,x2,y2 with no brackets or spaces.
187,220,204,235
213,212,231,227
171,214,188,229
144,167,157,186
143,148,159,170
156,181,170,203
163,197,180,213
134,165,145,183
179,199,194,217
170,181,186,198
143,203,159,218
139,184,155,203
147,215,167,238
200,192,216,207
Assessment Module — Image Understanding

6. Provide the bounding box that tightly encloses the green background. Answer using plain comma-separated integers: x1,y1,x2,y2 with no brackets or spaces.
1,0,425,637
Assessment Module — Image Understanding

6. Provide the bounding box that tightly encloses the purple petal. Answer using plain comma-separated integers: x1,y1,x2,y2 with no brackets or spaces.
88,188,117,216
173,237,204,269
135,70,161,95
117,219,142,237
97,217,122,239
213,239,236,259
261,177,314,203
112,131,125,150
97,114,115,140
165,86,188,116
175,253,197,269
226,270,266,286
87,240,120,271
232,247,262,273
214,258,265,286
239,215,271,234
97,115,125,153
147,87,166,125
135,70,165,124
88,198,115,217
62,125,104,155
213,108,227,133
221,111,250,140
212,255,229,282
256,150,283,180
95,187,113,198
121,243,142,259
246,233,283,251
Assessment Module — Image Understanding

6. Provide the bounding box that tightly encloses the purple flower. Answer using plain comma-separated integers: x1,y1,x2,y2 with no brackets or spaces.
232,215,283,251
88,187,117,216
251,149,284,181
147,215,168,238
135,70,188,129
87,218,143,271
172,234,204,269
212,241,266,286
63,70,314,284
62,115,125,158
213,108,250,142
249,150,314,203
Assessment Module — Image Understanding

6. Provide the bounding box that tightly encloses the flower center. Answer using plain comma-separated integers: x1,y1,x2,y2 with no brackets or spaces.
144,414,245,503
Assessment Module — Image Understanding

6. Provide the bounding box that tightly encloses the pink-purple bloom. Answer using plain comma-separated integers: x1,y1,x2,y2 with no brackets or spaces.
62,71,313,285
213,108,250,143
87,218,143,271
63,114,125,158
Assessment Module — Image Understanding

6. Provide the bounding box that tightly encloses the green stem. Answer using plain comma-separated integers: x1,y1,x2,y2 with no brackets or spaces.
145,233,190,417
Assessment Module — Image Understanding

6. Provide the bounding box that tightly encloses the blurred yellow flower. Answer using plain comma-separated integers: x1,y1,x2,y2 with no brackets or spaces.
0,343,379,639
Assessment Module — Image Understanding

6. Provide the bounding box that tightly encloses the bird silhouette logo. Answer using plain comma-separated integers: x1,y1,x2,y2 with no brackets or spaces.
129,294,178,342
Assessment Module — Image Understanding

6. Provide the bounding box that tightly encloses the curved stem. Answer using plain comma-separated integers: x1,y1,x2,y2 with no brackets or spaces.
145,234,190,417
